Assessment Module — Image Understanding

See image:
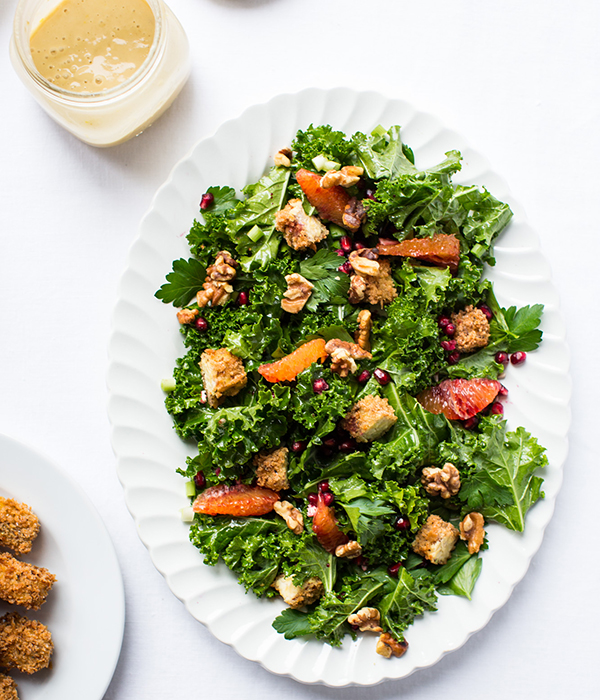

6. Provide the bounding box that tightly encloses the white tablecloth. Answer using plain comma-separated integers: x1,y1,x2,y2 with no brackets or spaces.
1,0,598,697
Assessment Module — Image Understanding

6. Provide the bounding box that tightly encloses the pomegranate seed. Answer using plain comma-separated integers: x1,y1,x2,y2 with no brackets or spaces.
463,416,479,429
478,303,493,320
307,503,317,517
318,480,330,493
490,401,504,416
313,378,329,394
441,339,457,352
498,384,508,397
495,351,509,366
307,493,318,506
194,471,206,489
350,623,360,631
357,369,371,384
354,241,366,250
200,192,214,210
338,261,353,274
340,236,353,253
322,491,335,506
365,189,376,200
237,291,249,306
338,440,356,452
394,516,410,532
291,440,307,453
214,467,221,476
322,438,337,449
448,351,461,365
438,316,451,329
335,248,346,257
443,323,456,337
387,562,403,577
373,368,391,386
195,317,208,332
510,351,527,365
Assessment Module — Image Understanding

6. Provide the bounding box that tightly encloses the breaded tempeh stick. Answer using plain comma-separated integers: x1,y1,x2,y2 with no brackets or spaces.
0,613,53,675
0,553,55,610
0,498,40,555
0,673,18,699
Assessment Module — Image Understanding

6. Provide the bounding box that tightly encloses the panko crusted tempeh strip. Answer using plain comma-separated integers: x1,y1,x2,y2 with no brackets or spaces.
0,612,53,674
0,553,55,610
0,497,40,555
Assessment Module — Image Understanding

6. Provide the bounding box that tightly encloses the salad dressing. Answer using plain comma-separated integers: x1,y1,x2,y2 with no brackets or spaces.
30,0,155,93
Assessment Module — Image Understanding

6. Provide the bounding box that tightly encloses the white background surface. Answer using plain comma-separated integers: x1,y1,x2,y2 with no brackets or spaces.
0,0,598,698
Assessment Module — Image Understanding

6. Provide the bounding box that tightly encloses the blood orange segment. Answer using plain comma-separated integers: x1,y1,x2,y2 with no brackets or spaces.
417,378,501,420
192,483,280,516
312,492,349,553
296,169,352,228
258,338,327,383
378,233,460,271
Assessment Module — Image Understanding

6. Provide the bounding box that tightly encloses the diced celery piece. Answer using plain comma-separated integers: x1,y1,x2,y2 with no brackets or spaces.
247,225,264,243
185,481,196,498
312,154,340,172
161,378,177,393
180,506,195,523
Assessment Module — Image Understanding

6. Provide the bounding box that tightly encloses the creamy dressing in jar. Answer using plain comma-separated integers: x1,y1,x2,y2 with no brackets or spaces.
30,0,156,93
10,0,190,147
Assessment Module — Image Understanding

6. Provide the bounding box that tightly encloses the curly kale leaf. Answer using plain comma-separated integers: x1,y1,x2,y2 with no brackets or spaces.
291,125,357,170
183,384,291,470
368,385,450,480
378,567,438,642
273,570,388,646
291,365,355,438
353,125,461,182
190,516,316,597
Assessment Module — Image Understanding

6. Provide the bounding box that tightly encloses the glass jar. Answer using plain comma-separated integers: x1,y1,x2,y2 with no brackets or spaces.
10,0,191,147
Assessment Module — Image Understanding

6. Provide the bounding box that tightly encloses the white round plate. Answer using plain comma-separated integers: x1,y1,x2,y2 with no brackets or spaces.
0,433,124,699
107,88,570,686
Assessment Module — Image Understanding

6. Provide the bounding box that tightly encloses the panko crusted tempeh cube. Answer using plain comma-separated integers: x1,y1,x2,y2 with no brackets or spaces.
0,613,53,674
0,498,40,555
0,673,18,700
0,553,55,610
199,347,247,408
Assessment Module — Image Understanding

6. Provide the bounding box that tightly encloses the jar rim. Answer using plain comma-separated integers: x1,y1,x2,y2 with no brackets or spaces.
12,0,165,103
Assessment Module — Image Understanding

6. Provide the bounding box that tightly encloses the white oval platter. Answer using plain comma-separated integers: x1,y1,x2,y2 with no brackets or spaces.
107,88,570,686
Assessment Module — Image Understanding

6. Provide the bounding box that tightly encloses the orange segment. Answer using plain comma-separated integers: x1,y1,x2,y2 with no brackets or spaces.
378,233,460,272
312,493,349,553
258,338,327,383
417,378,501,420
296,169,352,228
192,483,280,516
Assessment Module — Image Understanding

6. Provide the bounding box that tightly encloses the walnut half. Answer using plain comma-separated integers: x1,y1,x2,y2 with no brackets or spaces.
354,309,372,352
335,540,362,559
325,339,372,377
376,633,408,658
347,607,382,632
421,463,461,499
196,250,238,308
281,273,314,313
460,512,485,554
320,166,364,189
273,501,304,535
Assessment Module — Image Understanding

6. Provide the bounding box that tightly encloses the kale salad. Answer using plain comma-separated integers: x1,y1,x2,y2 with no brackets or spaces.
156,125,546,657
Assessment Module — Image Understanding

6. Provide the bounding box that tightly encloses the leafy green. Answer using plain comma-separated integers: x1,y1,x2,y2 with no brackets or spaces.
378,567,437,641
488,295,544,352
155,257,206,306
